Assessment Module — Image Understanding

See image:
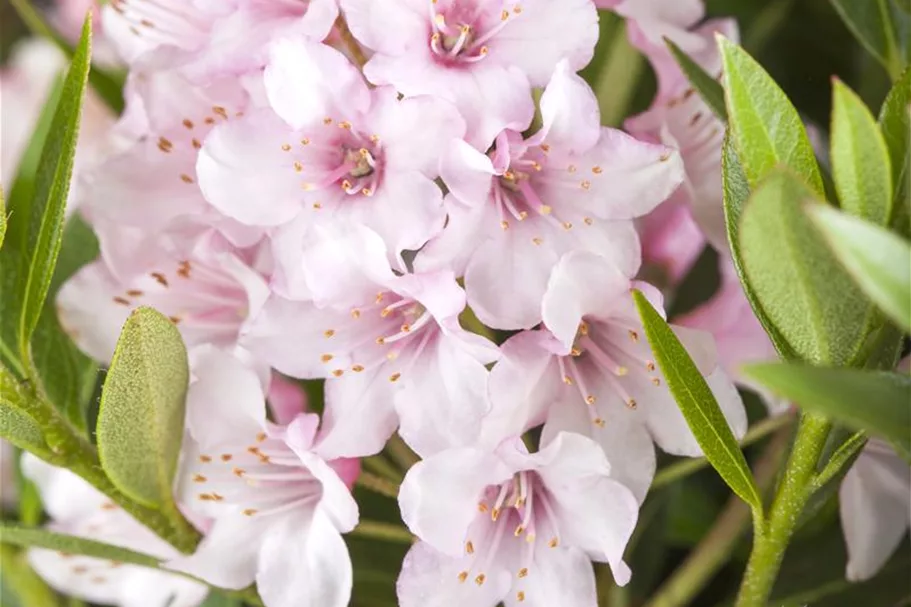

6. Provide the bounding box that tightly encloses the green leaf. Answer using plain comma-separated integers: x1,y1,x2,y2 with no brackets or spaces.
879,65,911,234
0,522,162,569
717,36,825,197
665,38,727,121
829,0,909,79
721,132,799,361
739,168,870,365
0,365,50,458
97,307,189,510
743,363,911,458
13,17,92,370
631,290,763,513
807,205,910,331
0,544,57,607
830,79,893,224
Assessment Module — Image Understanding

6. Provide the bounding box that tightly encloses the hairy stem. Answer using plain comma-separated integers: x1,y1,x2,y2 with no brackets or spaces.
643,423,791,607
735,414,831,606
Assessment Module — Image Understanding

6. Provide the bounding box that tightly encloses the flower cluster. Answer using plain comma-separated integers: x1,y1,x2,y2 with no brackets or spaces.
4,0,904,605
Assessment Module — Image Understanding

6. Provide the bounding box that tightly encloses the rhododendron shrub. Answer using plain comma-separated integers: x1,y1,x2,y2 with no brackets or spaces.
1,1,909,606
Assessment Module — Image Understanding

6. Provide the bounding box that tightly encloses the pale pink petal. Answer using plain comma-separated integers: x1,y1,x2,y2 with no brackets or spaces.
484,331,565,444
397,541,511,607
316,367,399,459
196,109,303,226
534,433,638,580
265,37,370,129
396,334,493,457
268,372,307,424
542,251,633,351
369,88,467,176
535,60,601,153
185,346,267,450
542,394,656,504
257,510,353,607
487,0,599,85
840,443,911,581
440,140,497,207
166,513,266,589
547,129,684,221
399,448,512,556
340,0,426,55
414,196,494,277
502,546,599,606
56,260,134,363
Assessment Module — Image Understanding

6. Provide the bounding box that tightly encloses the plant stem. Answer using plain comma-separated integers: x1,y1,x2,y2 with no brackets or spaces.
334,15,368,69
362,454,404,483
385,434,420,472
22,387,201,553
643,424,790,607
735,414,831,607
356,471,400,500
652,412,794,489
350,520,415,544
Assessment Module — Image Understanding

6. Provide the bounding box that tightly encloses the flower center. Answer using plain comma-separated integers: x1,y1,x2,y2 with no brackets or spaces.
427,1,522,64
457,471,562,601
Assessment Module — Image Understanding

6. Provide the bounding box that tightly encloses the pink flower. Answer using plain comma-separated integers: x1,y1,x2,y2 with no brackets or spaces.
625,18,739,252
80,56,260,249
57,229,269,363
21,455,208,607
197,38,465,265
168,347,359,607
342,0,599,148
637,190,706,290
397,432,638,606
103,0,337,78
674,257,788,414
246,225,499,459
839,439,911,581
486,252,746,501
417,62,684,329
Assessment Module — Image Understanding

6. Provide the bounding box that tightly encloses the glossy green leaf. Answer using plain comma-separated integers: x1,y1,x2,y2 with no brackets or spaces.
831,80,893,224
13,17,92,369
721,132,799,361
0,523,162,569
718,36,825,196
807,205,911,331
829,0,909,79
97,307,189,509
665,38,727,121
744,363,911,458
739,169,870,365
879,65,911,234
632,290,763,513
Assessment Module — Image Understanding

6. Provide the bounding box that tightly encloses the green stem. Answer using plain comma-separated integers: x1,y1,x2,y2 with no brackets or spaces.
652,413,794,489
735,414,831,607
22,387,200,553
356,471,400,500
349,520,415,544
362,454,404,483
385,435,420,472
643,424,791,607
